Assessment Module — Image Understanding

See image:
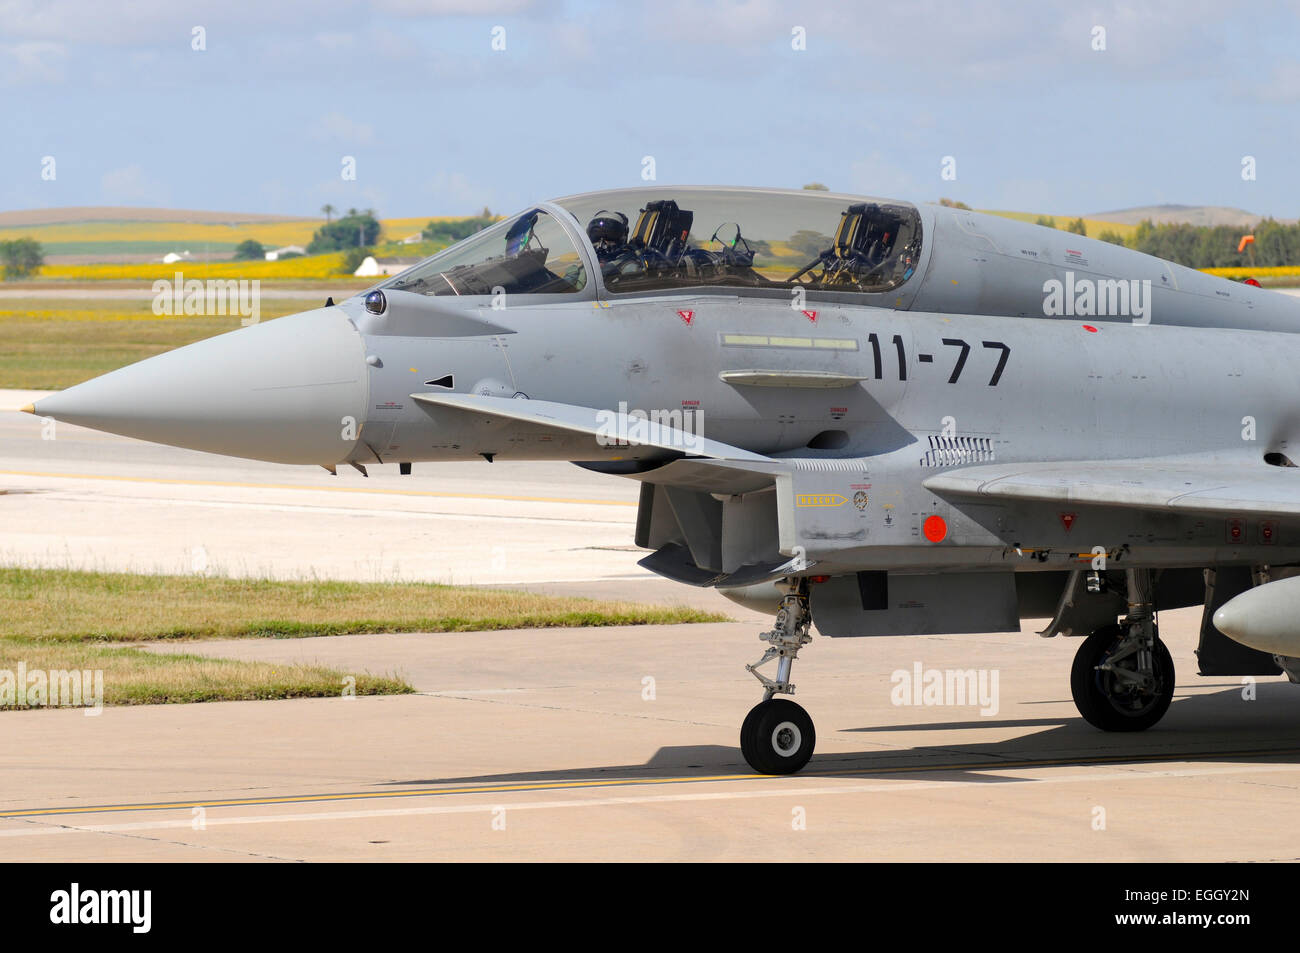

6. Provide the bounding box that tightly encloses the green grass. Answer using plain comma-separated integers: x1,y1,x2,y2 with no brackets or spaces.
0,298,318,389
0,568,726,708
0,639,411,707
0,568,728,642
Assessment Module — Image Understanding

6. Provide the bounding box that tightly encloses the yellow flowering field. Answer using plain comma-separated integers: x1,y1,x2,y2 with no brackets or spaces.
37,253,353,281
979,210,1138,241
0,214,474,253
1201,266,1300,280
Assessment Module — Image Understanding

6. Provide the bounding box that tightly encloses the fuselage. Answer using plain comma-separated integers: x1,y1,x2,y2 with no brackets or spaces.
30,186,1300,579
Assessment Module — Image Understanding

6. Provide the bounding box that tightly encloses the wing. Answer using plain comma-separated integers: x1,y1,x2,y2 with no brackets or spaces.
410,394,799,587
923,456,1300,517
410,393,773,462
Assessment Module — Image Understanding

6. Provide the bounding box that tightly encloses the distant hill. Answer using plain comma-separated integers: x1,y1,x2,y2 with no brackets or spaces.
0,207,308,227
0,208,435,265
979,209,1136,241
1087,205,1289,228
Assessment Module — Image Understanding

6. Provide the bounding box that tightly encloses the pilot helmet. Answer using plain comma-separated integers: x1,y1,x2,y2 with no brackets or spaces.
587,210,628,247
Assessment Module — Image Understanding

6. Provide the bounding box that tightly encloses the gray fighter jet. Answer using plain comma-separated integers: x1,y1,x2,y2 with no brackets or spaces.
26,186,1300,774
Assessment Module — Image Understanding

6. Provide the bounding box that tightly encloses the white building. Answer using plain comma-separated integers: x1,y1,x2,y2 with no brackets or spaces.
353,256,421,277
264,245,306,261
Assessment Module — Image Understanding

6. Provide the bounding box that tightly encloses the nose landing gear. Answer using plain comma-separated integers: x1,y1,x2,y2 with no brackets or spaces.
741,579,817,774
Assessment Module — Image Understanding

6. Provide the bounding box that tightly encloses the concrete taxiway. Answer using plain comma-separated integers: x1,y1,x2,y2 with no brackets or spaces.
3,397,1300,861
5,613,1300,862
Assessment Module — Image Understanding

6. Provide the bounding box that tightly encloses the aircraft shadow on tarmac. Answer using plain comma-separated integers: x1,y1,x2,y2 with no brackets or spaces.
385,683,1300,787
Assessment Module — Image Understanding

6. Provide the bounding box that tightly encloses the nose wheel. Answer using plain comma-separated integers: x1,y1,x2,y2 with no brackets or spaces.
740,579,817,774
741,698,816,775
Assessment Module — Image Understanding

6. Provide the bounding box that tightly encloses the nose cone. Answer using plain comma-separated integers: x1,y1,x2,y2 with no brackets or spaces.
1213,576,1300,656
32,308,367,465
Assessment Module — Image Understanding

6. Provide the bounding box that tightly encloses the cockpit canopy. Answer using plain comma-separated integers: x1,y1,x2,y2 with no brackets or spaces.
381,187,923,300
385,208,585,297
561,188,923,296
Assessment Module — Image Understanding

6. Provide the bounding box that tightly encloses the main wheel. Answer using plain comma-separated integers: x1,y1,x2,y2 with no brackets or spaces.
1070,624,1175,732
740,699,816,774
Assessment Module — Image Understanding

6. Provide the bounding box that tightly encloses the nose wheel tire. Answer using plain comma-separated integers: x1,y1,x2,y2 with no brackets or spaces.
741,699,816,775
1070,624,1175,732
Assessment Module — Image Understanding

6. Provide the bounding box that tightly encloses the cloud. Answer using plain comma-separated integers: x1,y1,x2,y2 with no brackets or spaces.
847,151,925,202
313,112,375,146
0,0,202,45
373,0,540,13
1241,61,1300,103
426,172,497,215
312,32,354,54
100,164,171,206
0,41,66,85
639,0,1233,82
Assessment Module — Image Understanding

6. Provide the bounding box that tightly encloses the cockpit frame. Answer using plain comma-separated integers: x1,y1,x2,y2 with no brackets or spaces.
368,186,935,311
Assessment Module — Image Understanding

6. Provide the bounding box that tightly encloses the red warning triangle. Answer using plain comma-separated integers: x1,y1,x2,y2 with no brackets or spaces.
1059,512,1077,533
802,309,818,323
677,310,694,325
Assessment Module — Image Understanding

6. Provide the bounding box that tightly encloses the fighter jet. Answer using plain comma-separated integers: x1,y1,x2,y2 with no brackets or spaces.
25,185,1300,774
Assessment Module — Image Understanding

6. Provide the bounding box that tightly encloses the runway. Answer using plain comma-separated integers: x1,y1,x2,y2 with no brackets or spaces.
4,397,1300,861
4,618,1300,861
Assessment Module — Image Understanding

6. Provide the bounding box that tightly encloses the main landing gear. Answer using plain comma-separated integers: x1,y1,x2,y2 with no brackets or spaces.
741,579,817,774
1070,568,1175,731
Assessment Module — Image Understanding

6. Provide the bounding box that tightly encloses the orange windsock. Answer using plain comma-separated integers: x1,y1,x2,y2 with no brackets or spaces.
1238,234,1255,253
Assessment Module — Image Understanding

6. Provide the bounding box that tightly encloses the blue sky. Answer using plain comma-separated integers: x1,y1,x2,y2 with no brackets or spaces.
2,0,1298,219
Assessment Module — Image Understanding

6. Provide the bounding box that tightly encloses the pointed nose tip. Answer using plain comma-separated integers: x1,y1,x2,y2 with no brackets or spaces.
19,403,34,415
36,308,368,465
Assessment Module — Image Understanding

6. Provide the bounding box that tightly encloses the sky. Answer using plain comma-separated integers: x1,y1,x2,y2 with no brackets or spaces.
1,0,1298,219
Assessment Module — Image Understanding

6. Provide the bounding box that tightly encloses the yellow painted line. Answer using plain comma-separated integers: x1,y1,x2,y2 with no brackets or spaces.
5,745,1298,819
0,776,755,818
0,469,636,507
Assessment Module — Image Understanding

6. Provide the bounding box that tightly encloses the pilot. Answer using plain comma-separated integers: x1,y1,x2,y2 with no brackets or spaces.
558,211,630,291
586,210,630,262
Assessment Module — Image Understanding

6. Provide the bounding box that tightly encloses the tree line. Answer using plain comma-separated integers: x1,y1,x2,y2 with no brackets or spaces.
1,237,43,279
1031,213,1293,268
1127,218,1297,268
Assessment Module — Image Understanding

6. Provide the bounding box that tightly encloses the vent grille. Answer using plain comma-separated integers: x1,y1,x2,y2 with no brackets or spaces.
790,457,873,472
921,435,994,467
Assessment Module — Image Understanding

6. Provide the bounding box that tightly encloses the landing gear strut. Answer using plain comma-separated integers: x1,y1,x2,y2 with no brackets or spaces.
1070,568,1175,731
741,579,817,774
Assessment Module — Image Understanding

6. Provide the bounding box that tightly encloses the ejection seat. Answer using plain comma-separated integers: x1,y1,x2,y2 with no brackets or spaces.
629,200,695,269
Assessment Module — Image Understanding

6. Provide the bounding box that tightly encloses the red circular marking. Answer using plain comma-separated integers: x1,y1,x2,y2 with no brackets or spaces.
922,515,947,543
1244,277,1262,287
1082,325,1098,333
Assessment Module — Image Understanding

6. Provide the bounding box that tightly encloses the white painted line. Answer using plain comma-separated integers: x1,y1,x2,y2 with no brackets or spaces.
3,760,1296,838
